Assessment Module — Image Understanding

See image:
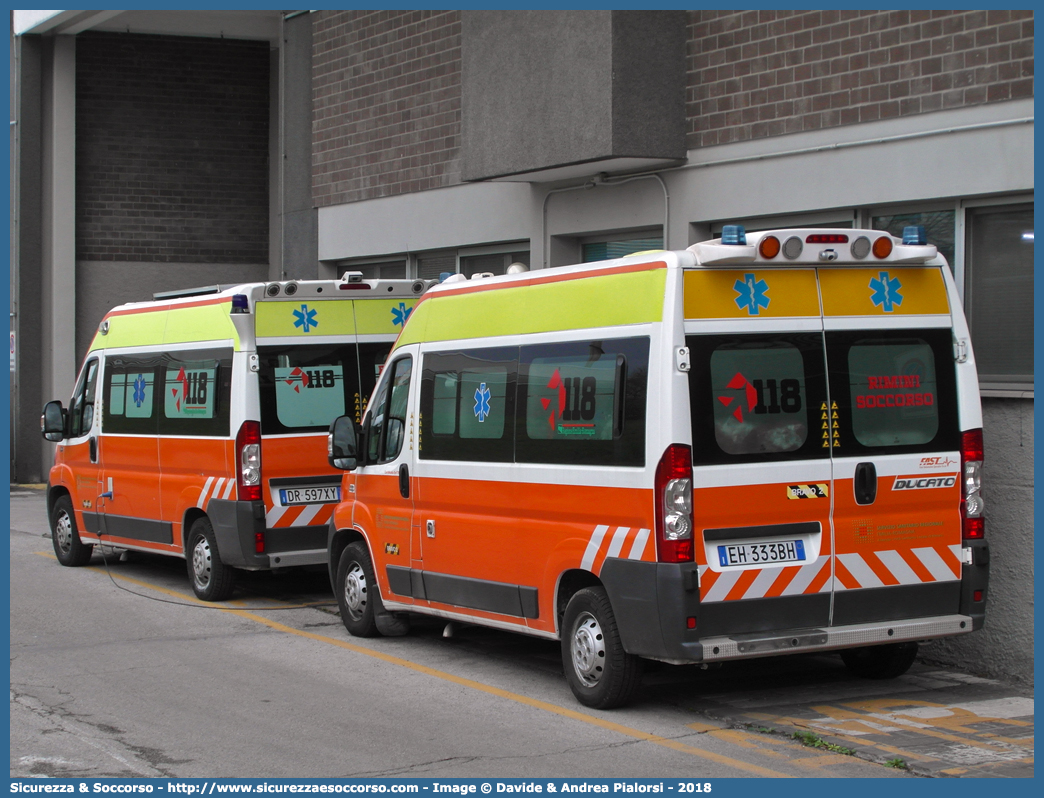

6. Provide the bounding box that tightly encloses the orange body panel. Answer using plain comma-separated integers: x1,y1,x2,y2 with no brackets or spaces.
354,475,655,634
261,435,341,531
158,437,233,548
832,475,962,590
693,480,833,604
99,434,161,535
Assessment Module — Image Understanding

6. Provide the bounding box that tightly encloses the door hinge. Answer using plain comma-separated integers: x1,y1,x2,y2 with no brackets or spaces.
676,346,690,372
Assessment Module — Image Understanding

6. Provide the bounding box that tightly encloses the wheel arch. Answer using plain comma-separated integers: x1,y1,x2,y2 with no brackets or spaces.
328,526,367,591
554,568,603,637
181,506,208,554
46,484,71,527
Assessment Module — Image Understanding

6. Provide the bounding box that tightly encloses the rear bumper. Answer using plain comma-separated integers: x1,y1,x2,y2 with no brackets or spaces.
207,499,327,570
600,555,985,665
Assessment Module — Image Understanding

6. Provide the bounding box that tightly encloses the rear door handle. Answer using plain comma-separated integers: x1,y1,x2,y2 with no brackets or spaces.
854,461,877,505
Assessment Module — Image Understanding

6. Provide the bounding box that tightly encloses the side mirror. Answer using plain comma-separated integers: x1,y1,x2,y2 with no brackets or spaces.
41,401,66,442
327,415,358,471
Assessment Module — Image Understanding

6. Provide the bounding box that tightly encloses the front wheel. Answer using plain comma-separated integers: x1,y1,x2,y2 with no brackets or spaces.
561,587,643,709
51,494,94,566
185,517,237,601
841,642,918,679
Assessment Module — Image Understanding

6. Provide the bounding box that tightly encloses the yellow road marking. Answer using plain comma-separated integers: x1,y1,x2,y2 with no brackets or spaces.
50,556,794,778
813,703,1028,755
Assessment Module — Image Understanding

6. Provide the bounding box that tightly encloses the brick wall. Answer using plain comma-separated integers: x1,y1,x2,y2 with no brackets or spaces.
76,32,270,263
312,10,462,207
688,10,1034,148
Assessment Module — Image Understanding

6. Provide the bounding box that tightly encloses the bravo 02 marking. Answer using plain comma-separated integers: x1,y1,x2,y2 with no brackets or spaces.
787,484,829,499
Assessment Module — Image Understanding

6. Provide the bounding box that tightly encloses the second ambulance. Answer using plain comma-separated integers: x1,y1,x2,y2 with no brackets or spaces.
326,227,990,708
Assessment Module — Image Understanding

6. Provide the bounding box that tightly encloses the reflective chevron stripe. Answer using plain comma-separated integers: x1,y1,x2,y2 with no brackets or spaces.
834,545,961,590
580,524,653,573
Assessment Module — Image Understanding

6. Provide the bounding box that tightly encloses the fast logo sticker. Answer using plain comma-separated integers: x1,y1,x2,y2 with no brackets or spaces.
734,273,771,315
893,474,958,490
292,303,318,332
788,484,829,499
869,271,903,312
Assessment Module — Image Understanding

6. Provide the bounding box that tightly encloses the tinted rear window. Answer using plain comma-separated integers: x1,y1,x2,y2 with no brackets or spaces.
826,328,958,455
258,343,390,435
688,333,829,466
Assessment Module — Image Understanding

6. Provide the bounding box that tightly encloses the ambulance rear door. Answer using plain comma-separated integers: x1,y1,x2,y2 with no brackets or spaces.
820,266,963,627
254,298,387,563
684,268,834,640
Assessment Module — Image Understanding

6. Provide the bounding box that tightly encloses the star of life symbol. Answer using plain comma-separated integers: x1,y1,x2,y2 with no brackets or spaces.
869,271,904,312
734,273,770,315
391,302,412,327
132,374,147,407
292,304,318,332
473,382,491,422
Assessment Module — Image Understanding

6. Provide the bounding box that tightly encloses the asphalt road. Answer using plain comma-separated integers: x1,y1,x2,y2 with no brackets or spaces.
9,488,1032,779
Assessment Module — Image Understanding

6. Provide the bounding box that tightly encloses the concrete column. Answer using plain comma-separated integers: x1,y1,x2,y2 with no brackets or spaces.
40,34,77,469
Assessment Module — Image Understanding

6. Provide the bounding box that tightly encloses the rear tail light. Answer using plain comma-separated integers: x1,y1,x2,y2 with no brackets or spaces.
961,428,984,540
655,444,694,563
254,531,266,554
236,420,263,502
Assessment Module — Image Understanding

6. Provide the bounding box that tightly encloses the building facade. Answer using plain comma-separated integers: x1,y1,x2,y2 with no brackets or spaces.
10,9,1033,683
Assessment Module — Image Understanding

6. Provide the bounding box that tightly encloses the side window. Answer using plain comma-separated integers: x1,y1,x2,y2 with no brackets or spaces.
157,349,232,437
364,355,413,464
687,333,828,466
419,347,516,463
826,329,959,454
516,337,648,467
103,357,160,435
68,359,99,438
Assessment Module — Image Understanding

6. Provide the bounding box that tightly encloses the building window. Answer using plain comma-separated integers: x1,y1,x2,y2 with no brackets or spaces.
965,204,1034,390
460,250,529,278
582,237,664,263
417,252,458,281
872,210,956,273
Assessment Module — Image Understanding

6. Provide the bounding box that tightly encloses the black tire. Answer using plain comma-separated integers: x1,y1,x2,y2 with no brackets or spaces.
841,642,918,679
561,587,643,709
185,517,237,601
336,542,381,637
51,494,94,567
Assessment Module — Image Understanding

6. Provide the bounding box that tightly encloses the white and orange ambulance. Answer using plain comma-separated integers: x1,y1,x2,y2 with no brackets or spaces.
42,274,430,600
325,227,990,708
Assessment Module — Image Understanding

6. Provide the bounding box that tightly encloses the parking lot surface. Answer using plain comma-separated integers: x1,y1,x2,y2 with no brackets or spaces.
10,486,1033,778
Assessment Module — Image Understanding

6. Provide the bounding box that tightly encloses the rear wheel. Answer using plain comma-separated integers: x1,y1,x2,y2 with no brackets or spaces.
51,495,94,567
841,642,918,679
561,587,643,709
186,517,237,601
